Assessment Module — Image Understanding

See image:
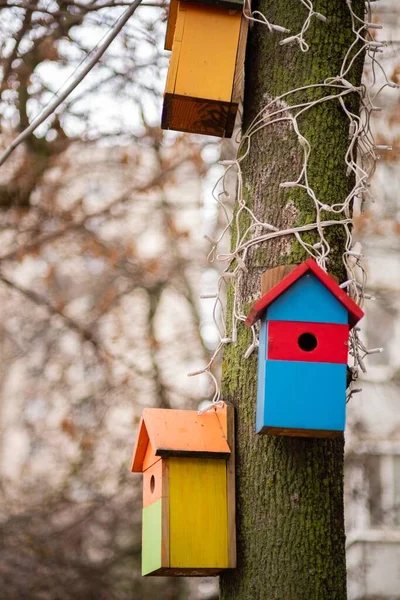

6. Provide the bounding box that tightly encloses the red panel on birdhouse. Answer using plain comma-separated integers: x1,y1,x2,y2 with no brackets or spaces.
267,320,349,364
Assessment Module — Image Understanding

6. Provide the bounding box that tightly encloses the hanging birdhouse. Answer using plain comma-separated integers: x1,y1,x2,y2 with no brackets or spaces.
245,259,364,438
131,403,236,576
162,0,248,137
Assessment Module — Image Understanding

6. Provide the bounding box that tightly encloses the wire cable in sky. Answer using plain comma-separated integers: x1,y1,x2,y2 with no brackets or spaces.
0,0,143,168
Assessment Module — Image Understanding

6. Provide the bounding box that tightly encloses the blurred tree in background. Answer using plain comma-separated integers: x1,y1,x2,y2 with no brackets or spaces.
0,1,229,598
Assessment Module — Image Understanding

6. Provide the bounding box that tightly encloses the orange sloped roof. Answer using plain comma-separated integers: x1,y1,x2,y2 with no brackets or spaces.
131,404,230,472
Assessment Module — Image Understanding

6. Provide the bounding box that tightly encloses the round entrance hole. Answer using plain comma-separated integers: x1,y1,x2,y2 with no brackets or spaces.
150,475,155,494
298,332,318,352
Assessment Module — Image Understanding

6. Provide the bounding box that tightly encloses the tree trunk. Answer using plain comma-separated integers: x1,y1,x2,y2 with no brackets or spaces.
220,1,365,598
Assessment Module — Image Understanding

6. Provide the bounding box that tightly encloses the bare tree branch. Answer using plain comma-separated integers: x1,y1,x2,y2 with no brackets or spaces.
0,0,143,167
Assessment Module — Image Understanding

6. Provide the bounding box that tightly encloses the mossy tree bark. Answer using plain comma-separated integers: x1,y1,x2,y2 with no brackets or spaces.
219,1,365,599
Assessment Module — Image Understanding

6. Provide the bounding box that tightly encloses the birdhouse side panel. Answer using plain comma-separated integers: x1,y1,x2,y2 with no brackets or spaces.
143,458,168,508
142,499,163,576
172,5,242,102
266,273,348,324
259,360,347,434
256,319,268,434
168,457,229,568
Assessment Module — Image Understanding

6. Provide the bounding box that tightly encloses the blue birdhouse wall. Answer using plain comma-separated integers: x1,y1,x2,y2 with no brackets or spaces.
246,260,364,438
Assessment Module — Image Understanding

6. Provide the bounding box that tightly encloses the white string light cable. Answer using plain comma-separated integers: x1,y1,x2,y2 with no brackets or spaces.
243,0,290,33
280,0,328,53
191,0,394,408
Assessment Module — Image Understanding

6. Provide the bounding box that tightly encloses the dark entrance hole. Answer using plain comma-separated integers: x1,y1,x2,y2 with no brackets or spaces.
150,475,155,493
298,332,318,352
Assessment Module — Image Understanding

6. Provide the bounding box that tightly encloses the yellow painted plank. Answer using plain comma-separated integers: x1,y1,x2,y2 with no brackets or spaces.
169,457,228,568
173,1,186,42
231,12,248,104
223,403,236,568
165,39,182,94
165,0,179,50
173,5,242,101
165,4,185,94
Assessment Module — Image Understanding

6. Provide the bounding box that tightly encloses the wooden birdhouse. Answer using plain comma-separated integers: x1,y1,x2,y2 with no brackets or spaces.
161,0,248,137
131,403,236,576
245,259,364,438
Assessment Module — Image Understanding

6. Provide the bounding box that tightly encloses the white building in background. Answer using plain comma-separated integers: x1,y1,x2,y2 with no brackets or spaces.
345,2,400,598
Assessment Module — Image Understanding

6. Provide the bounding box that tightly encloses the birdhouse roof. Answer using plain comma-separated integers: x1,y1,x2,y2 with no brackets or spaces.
131,405,231,472
245,258,364,329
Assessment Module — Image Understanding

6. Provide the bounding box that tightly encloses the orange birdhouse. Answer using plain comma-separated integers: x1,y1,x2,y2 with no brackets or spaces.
131,403,236,576
162,0,248,137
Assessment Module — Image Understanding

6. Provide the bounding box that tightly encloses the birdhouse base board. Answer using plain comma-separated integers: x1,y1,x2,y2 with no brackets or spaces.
143,567,227,577
257,426,342,438
162,93,237,138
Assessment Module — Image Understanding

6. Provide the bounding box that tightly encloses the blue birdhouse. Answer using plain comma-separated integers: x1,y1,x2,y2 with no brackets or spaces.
245,259,364,438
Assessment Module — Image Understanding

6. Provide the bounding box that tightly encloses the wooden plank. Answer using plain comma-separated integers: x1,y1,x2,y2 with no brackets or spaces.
261,263,339,296
305,258,363,327
225,403,236,568
259,426,342,439
261,265,298,296
165,0,179,51
142,439,159,471
256,319,268,437
143,458,163,508
131,418,149,472
161,460,170,568
142,500,163,575
143,566,223,576
259,360,347,435
173,5,242,101
267,320,349,364
162,93,236,137
231,15,248,104
142,407,231,456
164,11,184,92
215,402,236,566
157,448,230,459
169,457,229,568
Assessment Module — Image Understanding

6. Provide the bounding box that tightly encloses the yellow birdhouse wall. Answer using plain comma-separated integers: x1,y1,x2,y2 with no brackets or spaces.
162,2,248,137
168,457,229,570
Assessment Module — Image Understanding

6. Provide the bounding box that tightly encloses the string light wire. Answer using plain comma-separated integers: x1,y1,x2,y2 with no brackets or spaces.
191,0,397,406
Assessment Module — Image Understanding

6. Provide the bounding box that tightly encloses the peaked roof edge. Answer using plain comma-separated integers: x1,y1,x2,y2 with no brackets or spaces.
131,407,231,473
245,258,364,329
131,417,149,472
